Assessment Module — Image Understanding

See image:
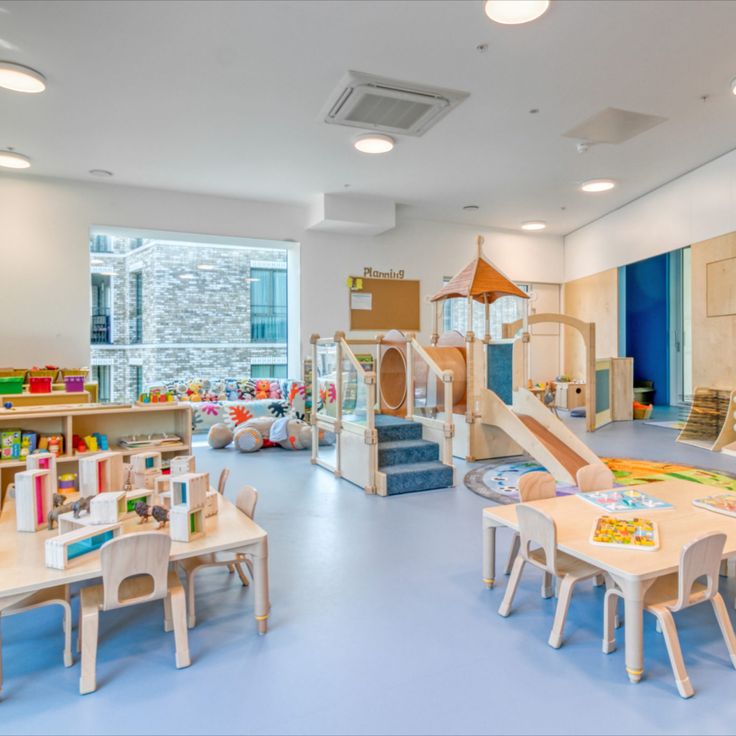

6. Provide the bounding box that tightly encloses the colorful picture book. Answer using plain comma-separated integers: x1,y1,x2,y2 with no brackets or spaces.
577,489,672,512
692,493,736,518
590,516,659,551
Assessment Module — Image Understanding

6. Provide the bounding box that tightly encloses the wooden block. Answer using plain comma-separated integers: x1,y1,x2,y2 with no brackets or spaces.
154,475,171,494
132,470,158,490
79,451,124,498
45,523,122,569
124,488,156,514
169,505,205,543
170,472,209,510
25,452,58,495
89,491,127,524
15,469,52,532
170,455,196,476
204,490,219,518
130,451,162,474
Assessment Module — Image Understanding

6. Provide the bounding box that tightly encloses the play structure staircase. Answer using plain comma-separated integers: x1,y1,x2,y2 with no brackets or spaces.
375,416,454,495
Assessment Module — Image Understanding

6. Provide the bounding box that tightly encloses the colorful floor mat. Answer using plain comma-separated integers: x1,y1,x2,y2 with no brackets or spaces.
464,455,736,505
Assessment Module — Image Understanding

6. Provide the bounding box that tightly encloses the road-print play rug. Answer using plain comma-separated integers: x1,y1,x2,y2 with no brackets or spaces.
464,456,736,505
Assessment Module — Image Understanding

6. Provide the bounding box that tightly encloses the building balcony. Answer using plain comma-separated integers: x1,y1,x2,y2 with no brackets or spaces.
91,313,111,344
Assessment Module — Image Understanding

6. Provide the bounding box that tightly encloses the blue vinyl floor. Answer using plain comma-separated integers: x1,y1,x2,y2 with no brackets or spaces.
2,410,736,735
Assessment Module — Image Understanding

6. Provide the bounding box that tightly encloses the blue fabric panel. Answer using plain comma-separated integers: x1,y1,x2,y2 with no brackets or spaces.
487,343,513,405
595,368,611,413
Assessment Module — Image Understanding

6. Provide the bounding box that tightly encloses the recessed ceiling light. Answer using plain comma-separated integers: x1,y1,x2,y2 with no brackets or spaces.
521,221,547,231
463,204,480,211
197,264,216,271
354,134,395,154
483,0,550,25
581,178,616,193
90,258,104,266
89,169,113,177
0,61,46,93
0,150,30,169
179,273,196,280
731,77,736,96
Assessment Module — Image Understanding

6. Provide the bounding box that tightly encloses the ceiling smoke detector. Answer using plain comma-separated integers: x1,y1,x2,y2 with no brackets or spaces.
322,71,469,137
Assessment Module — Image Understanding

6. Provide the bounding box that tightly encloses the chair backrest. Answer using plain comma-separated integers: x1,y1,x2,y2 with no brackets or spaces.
217,468,230,495
100,532,171,611
518,471,556,503
235,485,258,520
517,504,558,575
672,532,726,611
576,463,614,493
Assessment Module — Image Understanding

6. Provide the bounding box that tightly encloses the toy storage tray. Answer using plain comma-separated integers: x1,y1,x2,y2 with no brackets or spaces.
590,516,659,551
578,489,672,512
692,493,736,518
0,376,24,394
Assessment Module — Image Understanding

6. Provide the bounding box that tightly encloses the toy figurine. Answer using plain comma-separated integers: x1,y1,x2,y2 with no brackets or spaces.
3,401,13,410
123,465,133,492
47,502,74,530
72,496,91,518
52,492,67,508
151,505,169,529
134,501,151,523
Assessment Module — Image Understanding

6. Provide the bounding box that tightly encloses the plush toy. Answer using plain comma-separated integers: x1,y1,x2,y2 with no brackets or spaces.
234,426,263,453
255,379,270,400
233,416,334,453
208,422,234,449
268,381,282,399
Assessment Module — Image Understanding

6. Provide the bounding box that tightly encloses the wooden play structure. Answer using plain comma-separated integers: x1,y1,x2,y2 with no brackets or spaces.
311,236,608,493
677,387,736,454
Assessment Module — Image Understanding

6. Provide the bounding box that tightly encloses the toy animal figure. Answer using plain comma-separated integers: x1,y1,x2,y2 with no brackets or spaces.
52,492,67,508
47,502,74,530
151,505,169,529
72,496,91,519
134,501,151,524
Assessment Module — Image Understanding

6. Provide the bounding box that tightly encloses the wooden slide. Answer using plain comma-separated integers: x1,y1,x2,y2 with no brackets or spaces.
480,387,604,485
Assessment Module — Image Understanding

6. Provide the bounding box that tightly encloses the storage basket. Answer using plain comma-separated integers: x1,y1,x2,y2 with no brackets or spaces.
29,376,53,394
64,375,85,393
0,376,24,394
633,402,653,420
29,368,59,380
0,369,28,380
60,368,89,378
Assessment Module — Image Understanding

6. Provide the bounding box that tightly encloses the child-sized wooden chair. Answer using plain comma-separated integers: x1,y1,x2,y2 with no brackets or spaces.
1,586,73,695
217,468,230,495
499,504,603,648
603,531,736,698
576,463,615,492
504,471,556,577
78,532,190,694
179,486,259,628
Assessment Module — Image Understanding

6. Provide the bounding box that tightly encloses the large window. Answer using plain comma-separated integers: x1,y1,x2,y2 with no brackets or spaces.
92,365,111,402
130,364,143,399
130,271,143,344
251,364,288,379
251,268,287,342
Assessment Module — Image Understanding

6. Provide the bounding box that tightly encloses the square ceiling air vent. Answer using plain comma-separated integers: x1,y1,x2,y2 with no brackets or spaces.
563,107,667,145
322,71,469,137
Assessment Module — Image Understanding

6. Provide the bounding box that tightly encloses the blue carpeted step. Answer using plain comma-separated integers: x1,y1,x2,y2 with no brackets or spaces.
375,415,423,442
378,439,439,467
382,461,454,495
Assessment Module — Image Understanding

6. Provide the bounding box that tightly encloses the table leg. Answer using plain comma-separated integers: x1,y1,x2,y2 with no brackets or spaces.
613,575,654,683
251,537,270,635
482,520,497,589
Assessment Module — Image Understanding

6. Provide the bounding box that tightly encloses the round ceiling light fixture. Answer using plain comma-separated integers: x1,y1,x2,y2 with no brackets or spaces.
483,0,550,25
731,77,736,96
0,61,46,93
89,169,113,177
179,273,196,280
354,134,395,154
197,263,216,271
580,178,616,193
0,150,30,169
521,220,547,231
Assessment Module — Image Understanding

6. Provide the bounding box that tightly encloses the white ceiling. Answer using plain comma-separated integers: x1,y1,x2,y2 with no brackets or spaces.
2,0,736,235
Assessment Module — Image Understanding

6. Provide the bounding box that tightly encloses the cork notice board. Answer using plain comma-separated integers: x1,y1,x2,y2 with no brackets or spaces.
349,278,420,331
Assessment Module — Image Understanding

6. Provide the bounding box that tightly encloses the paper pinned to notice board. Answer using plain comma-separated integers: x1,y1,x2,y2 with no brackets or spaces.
351,292,372,311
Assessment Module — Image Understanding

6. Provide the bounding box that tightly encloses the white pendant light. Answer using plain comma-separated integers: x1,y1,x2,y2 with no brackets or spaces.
483,0,550,25
354,134,395,154
580,179,616,193
0,61,46,93
0,150,31,169
521,220,547,231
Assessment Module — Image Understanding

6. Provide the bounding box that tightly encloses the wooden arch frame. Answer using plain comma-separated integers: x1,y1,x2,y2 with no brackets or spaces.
502,313,597,432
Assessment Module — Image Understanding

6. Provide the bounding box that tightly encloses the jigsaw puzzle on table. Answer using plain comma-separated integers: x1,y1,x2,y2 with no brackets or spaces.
692,493,736,519
578,489,672,512
590,516,659,551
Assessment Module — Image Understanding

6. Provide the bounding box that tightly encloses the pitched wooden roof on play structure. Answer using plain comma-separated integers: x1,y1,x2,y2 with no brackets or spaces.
429,236,529,304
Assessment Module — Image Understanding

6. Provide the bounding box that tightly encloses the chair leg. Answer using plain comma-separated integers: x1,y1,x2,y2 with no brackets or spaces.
227,563,236,575
593,574,605,588
720,559,729,578
656,609,694,698
498,556,525,618
62,602,73,667
548,575,576,649
234,561,250,587
504,533,520,576
186,568,197,629
79,606,99,695
168,590,191,670
0,616,3,694
541,572,554,599
163,593,173,633
602,588,618,653
711,593,736,669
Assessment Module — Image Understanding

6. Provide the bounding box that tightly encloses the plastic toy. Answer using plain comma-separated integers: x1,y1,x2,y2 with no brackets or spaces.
1,429,21,461
3,401,13,410
58,473,77,491
15,469,53,532
151,505,169,528
578,489,672,512
590,515,659,550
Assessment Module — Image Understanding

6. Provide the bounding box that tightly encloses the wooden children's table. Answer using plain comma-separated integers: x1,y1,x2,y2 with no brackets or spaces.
482,479,736,684
0,492,270,634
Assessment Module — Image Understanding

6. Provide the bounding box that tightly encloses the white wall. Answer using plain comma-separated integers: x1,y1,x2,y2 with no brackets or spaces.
0,174,563,371
564,147,736,281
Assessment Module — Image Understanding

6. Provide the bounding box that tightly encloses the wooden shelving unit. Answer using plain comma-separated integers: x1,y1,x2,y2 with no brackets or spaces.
0,403,192,508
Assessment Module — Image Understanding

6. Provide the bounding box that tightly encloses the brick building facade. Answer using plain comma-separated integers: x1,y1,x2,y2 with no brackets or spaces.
90,234,288,402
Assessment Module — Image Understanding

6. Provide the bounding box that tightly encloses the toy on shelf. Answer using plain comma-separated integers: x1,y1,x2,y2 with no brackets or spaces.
118,433,182,449
78,451,124,498
38,434,64,456
1,429,21,461
577,489,672,512
20,431,37,458
45,523,122,570
137,388,176,405
692,493,736,518
3,401,13,410
73,432,110,454
130,451,162,489
590,516,659,551
89,491,127,524
58,473,77,492
29,376,53,394
15,469,53,532
26,451,58,494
